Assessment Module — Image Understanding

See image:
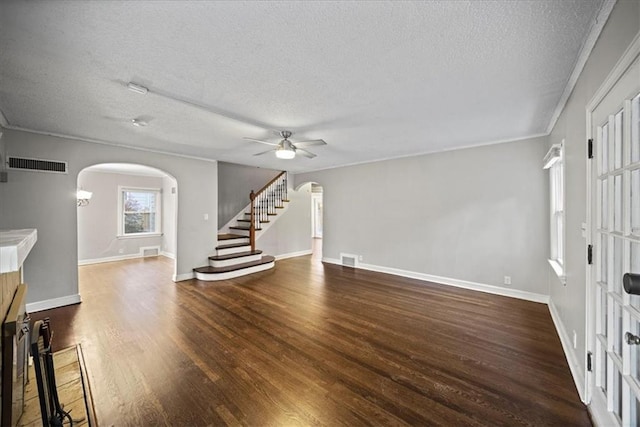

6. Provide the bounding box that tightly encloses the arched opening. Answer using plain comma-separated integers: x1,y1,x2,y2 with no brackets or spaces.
76,163,178,282
295,181,323,262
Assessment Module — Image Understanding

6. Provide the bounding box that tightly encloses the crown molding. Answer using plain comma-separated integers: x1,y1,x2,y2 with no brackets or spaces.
546,0,616,134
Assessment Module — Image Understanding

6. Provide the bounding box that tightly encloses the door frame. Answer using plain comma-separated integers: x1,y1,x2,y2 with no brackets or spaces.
585,32,640,423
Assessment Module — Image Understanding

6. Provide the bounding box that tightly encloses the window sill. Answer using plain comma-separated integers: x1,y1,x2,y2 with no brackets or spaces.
117,233,162,239
548,259,566,285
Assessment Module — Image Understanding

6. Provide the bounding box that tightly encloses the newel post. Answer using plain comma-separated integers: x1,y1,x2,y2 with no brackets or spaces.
249,190,256,251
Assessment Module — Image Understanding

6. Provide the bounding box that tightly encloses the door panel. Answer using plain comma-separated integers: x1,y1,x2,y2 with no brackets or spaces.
590,54,639,426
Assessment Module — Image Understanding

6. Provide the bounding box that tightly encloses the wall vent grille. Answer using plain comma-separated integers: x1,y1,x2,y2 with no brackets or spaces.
340,254,357,268
141,247,160,257
8,157,68,174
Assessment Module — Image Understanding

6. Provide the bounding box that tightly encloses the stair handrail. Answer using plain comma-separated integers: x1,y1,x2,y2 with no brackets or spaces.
249,171,287,251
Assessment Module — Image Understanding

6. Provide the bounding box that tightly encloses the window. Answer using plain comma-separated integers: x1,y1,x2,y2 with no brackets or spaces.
118,187,161,237
544,142,565,281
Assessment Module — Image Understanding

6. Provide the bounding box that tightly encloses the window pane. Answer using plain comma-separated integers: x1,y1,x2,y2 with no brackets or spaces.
633,169,640,236
613,302,622,356
601,347,608,395
632,242,640,308
614,174,622,233
600,285,608,335
556,214,563,265
602,178,609,230
614,110,623,170
613,237,623,294
632,93,639,164
599,233,608,284
602,122,609,174
123,190,158,234
614,367,622,421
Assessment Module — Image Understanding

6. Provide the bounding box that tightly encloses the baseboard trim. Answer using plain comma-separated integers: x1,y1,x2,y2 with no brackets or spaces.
161,251,176,259
173,272,194,282
549,299,586,402
275,250,313,261
322,258,549,304
79,247,162,265
27,294,82,313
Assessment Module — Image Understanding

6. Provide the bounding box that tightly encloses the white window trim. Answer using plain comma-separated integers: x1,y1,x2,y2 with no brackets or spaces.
544,141,565,283
117,186,162,238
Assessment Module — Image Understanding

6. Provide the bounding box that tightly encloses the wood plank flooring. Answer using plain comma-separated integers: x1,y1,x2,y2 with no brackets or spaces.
30,255,591,426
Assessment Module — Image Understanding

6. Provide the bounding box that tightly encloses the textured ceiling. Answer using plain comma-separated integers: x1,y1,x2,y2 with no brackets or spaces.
0,0,606,173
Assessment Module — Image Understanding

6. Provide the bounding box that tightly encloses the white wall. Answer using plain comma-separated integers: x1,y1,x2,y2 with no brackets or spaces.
295,136,550,298
546,0,640,398
162,175,177,258
0,128,217,307
77,170,164,262
218,162,280,227
257,182,313,258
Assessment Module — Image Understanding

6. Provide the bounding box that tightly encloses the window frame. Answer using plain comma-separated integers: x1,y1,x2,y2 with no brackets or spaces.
117,186,162,238
545,142,565,283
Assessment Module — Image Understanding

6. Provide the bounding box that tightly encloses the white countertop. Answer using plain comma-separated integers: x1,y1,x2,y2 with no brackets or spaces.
0,229,38,274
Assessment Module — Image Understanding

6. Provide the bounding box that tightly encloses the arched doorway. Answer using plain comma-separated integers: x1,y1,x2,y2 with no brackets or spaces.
76,163,178,279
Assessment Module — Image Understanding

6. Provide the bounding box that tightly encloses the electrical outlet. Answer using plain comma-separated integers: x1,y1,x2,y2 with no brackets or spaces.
118,248,124,254
504,276,511,285
573,331,577,349
358,255,363,262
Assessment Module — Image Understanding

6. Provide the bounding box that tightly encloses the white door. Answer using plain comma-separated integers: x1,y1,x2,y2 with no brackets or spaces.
589,45,640,426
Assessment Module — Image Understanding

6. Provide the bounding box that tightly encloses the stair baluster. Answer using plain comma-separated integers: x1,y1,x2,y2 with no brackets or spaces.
248,171,287,251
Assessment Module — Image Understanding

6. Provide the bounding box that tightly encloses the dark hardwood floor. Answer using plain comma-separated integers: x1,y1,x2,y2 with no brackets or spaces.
31,255,591,426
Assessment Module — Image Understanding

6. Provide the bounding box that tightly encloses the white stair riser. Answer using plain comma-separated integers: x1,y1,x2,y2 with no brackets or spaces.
220,237,250,246
217,245,252,256
210,254,263,268
229,228,251,236
194,261,275,281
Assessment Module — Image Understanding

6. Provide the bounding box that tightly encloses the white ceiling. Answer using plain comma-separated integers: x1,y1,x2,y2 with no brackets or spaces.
0,0,607,173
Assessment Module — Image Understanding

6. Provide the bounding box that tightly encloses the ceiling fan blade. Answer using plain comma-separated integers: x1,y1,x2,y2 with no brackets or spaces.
296,148,317,158
253,148,277,156
243,137,279,146
293,139,327,147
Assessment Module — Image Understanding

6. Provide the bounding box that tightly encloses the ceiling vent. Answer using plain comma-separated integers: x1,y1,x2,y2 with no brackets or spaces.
8,157,68,174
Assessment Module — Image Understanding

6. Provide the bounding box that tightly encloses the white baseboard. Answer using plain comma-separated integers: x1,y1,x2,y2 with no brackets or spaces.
161,251,176,259
275,250,313,261
322,257,549,304
173,272,194,282
79,246,162,265
549,299,586,402
78,253,141,265
27,293,82,313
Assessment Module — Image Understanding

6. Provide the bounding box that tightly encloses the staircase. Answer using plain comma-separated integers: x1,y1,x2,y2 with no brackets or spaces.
193,171,288,281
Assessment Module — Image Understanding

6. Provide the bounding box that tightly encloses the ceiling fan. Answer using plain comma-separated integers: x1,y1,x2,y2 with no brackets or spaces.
244,130,326,159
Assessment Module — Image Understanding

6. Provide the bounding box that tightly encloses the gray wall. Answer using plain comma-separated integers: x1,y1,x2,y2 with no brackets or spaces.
162,175,178,258
295,136,550,296
77,170,164,261
547,0,640,390
218,162,280,227
0,128,217,304
257,182,313,257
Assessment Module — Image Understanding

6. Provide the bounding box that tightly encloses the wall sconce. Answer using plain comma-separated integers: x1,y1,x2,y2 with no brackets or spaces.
77,189,93,207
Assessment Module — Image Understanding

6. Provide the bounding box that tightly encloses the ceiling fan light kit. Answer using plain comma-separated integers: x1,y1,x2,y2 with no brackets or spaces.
244,130,327,160
276,145,296,159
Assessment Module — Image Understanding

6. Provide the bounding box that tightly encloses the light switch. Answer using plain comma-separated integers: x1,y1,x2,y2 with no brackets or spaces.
204,213,209,221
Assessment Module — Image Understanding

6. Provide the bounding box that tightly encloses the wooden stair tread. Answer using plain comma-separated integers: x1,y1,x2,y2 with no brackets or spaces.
209,250,262,261
194,256,275,274
218,233,247,240
238,219,270,223
216,242,251,250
